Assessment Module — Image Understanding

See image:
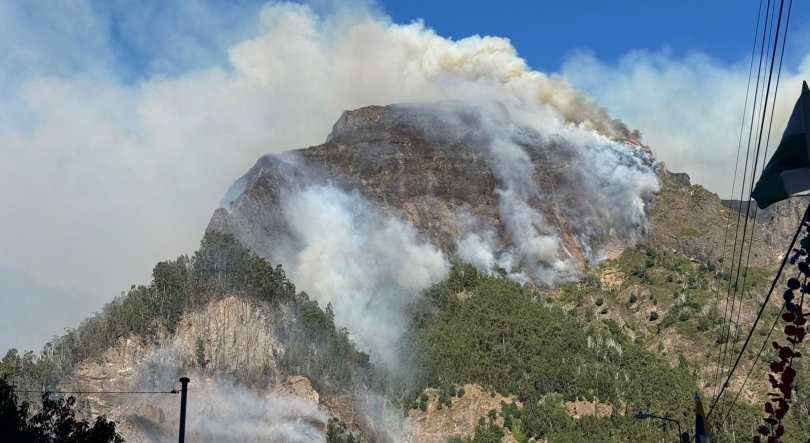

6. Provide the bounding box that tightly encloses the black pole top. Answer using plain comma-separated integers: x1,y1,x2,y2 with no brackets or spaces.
179,377,190,383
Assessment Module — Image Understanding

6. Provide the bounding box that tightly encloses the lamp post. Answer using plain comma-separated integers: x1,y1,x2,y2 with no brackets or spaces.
634,412,689,443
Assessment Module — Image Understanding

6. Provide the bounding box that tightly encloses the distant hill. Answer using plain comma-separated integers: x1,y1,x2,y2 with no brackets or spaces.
0,265,102,355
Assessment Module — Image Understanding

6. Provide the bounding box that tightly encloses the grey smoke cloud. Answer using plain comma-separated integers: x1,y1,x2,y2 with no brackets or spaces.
2,0,795,359
562,50,810,197
131,348,327,443
0,0,639,303
418,101,659,285
280,184,448,363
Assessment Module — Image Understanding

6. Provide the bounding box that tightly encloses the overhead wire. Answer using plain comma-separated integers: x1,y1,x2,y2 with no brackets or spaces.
709,0,765,396
711,0,788,417
713,0,795,423
14,390,178,395
707,199,806,420
713,0,774,402
719,0,787,414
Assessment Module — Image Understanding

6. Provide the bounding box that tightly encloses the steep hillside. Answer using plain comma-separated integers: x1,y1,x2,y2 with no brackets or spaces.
209,102,658,280
3,102,810,443
650,166,807,267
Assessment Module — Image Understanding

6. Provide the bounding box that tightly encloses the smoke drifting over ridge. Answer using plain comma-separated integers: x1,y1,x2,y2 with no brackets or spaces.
216,99,658,363
281,184,448,363
130,347,327,443
0,1,649,301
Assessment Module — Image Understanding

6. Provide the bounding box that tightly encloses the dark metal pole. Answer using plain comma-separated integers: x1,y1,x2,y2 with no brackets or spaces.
178,377,190,443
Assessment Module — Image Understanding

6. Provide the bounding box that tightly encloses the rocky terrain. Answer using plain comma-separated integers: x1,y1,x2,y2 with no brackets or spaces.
9,101,810,443
209,102,659,281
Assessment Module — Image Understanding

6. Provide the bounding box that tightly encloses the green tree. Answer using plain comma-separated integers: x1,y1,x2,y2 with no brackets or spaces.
195,338,208,370
0,377,124,443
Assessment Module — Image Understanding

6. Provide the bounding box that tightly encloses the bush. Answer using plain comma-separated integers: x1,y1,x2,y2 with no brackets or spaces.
457,387,465,398
600,307,608,315
595,297,604,306
649,311,659,321
678,312,690,322
629,294,638,304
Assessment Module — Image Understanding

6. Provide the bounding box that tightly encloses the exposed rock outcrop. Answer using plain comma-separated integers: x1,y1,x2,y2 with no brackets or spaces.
209,102,659,285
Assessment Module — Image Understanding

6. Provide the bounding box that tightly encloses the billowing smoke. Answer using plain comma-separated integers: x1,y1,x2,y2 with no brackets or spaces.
280,185,448,363
399,100,660,286
130,346,327,443
220,98,658,363
561,50,810,196
1,0,645,303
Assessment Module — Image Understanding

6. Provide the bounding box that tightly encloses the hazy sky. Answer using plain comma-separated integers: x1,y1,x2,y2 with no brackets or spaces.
2,0,810,353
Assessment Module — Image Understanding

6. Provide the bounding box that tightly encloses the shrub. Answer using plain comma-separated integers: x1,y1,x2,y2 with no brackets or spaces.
678,312,690,322
629,294,638,304
649,311,659,321
595,297,604,306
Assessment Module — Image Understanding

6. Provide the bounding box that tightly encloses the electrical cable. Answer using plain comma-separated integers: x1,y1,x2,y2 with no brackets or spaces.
707,201,808,419
709,0,765,396
719,0,792,416
713,0,774,402
14,390,178,394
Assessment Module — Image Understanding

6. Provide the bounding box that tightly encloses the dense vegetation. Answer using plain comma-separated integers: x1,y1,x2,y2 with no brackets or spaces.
0,377,123,443
0,232,373,398
2,232,808,442
401,261,809,443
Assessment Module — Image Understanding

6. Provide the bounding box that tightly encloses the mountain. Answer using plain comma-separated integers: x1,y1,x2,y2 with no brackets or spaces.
2,102,810,443
0,265,103,355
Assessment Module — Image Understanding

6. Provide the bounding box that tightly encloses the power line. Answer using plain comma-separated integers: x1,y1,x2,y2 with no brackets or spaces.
717,301,785,427
713,0,774,402
707,201,809,420
716,0,794,420
713,0,790,418
14,390,178,395
709,0,765,395
758,0,793,172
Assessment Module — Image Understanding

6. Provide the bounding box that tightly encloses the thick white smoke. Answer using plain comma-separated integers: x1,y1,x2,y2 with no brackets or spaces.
0,0,639,302
562,50,810,197
417,101,660,285
130,345,327,443
281,185,448,363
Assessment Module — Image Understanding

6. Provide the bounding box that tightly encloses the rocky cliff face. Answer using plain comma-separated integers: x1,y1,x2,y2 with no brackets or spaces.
57,102,810,443
209,102,659,285
210,102,801,290
650,165,806,267
60,295,511,443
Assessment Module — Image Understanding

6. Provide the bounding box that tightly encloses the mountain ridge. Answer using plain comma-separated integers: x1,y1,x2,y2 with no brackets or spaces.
4,101,810,442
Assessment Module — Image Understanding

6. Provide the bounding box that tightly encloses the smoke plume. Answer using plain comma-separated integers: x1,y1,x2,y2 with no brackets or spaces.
0,0,642,303
130,345,327,443
281,185,448,363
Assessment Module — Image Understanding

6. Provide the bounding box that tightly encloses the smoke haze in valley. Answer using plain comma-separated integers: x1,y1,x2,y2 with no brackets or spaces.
4,0,810,354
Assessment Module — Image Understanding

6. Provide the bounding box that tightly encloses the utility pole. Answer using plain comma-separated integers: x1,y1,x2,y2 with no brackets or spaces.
178,377,190,443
